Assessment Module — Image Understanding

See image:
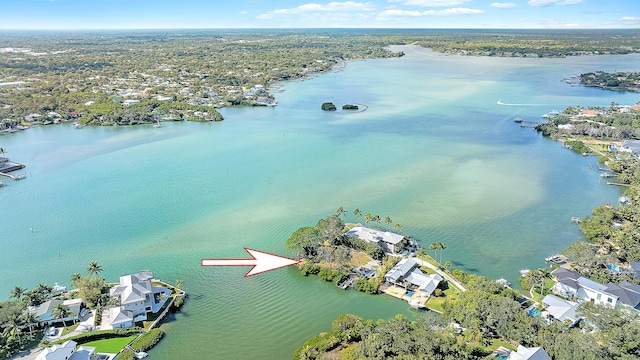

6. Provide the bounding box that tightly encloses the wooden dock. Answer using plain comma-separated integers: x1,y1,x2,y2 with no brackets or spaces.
0,172,25,180
607,182,631,187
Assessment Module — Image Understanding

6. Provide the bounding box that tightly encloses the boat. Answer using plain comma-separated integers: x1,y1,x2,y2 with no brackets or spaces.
135,352,148,359
73,122,84,129
496,278,511,287
513,117,523,123
600,171,616,178
153,120,162,128
619,196,629,204
519,269,530,277
409,300,426,310
545,254,567,264
0,180,4,187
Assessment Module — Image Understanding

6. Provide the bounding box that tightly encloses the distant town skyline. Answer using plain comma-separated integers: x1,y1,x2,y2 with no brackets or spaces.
0,0,638,30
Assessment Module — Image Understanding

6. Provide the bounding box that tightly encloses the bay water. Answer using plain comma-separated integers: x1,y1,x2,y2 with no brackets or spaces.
1,45,639,359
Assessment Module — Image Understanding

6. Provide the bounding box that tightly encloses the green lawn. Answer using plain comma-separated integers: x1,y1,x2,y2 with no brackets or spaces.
426,287,460,313
82,335,138,353
60,323,79,336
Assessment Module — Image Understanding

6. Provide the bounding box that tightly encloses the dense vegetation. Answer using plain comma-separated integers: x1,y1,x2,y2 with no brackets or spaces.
2,29,640,131
342,104,358,110
321,102,337,111
294,270,640,360
581,72,640,92
536,103,640,140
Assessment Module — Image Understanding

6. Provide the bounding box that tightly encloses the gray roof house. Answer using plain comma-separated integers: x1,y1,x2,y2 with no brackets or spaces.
541,294,580,325
35,340,97,360
27,299,83,326
630,261,640,278
108,271,171,329
345,226,405,253
384,259,442,296
605,281,640,310
551,268,618,307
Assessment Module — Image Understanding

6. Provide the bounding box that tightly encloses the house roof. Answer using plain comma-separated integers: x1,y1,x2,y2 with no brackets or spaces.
577,277,609,292
345,226,405,245
542,294,579,323
406,271,442,294
630,261,640,275
385,258,418,283
509,346,552,360
110,271,154,305
109,306,134,326
606,281,640,308
36,340,76,360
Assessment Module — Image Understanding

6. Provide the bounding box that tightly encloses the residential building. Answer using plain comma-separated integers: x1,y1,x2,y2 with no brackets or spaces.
384,258,442,296
344,226,406,253
541,294,580,325
28,299,83,326
122,99,140,106
551,268,618,307
35,340,97,360
508,345,552,360
605,281,640,311
629,261,640,278
620,140,640,156
108,271,171,328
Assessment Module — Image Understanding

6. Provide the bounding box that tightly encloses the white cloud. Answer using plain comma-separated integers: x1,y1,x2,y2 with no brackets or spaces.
257,1,375,19
377,7,484,19
240,10,248,15
620,16,640,24
390,0,471,6
490,2,516,8
528,0,583,6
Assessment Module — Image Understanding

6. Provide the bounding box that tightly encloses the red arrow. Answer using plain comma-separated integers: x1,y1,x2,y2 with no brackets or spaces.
201,248,301,277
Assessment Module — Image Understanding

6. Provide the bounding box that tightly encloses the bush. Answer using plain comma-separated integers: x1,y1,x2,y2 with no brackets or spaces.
318,269,342,282
298,262,320,276
131,328,164,352
354,278,378,294
171,296,185,311
342,104,358,110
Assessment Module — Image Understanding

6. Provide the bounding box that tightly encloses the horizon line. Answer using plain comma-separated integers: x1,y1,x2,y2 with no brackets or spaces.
0,27,639,31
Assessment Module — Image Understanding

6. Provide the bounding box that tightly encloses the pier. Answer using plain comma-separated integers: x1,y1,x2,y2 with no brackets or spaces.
607,181,631,187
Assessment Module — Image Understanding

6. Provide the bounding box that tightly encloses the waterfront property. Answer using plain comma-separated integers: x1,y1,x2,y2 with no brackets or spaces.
35,340,96,360
27,298,84,326
540,294,580,325
551,268,618,307
107,271,171,329
0,156,25,175
384,258,442,297
507,345,552,360
345,226,406,254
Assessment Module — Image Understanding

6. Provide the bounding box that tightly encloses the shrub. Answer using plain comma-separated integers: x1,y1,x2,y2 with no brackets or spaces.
171,296,185,311
318,269,341,282
342,104,358,110
131,328,164,352
298,262,320,276
353,278,378,294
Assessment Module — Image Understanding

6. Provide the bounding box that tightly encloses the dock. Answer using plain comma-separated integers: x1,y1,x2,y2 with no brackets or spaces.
607,182,631,187
571,217,582,224
0,157,26,180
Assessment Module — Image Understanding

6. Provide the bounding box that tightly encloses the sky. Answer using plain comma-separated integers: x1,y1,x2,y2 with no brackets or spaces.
0,0,638,30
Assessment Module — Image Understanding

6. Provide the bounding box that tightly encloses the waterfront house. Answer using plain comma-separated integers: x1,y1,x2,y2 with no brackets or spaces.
507,345,551,360
384,258,442,296
345,226,406,254
541,294,580,325
620,140,640,156
604,281,640,311
35,340,97,360
630,261,640,278
108,271,171,328
27,299,83,326
551,268,618,307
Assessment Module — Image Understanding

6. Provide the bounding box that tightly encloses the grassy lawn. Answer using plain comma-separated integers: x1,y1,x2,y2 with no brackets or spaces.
531,279,555,303
82,335,138,353
426,287,460,313
348,249,373,268
482,338,516,358
420,266,436,275
60,323,79,336
418,254,440,268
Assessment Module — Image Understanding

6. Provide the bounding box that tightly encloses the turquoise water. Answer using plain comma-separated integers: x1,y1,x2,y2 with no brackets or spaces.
1,46,639,359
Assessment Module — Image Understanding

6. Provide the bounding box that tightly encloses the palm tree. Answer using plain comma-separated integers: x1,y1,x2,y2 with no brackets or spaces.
363,213,372,226
52,304,71,329
438,242,447,265
10,286,25,300
429,243,440,260
21,312,39,340
335,206,346,219
86,261,103,278
70,273,82,287
536,269,552,299
5,314,22,343
394,223,402,233
372,214,381,227
175,279,184,290
384,216,392,230
353,208,362,223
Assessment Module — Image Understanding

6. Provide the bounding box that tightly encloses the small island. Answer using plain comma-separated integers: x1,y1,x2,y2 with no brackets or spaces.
321,102,337,111
341,104,358,110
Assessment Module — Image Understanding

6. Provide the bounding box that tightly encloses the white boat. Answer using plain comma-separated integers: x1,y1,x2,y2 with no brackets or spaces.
496,278,511,287
153,120,162,128
73,122,84,129
409,300,426,310
545,254,567,264
520,269,530,277
135,352,148,359
620,196,629,204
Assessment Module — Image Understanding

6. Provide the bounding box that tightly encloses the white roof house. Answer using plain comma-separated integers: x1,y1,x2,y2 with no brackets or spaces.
384,258,442,296
551,268,618,307
345,226,405,253
508,345,552,360
110,271,154,307
108,270,170,328
36,340,96,360
108,307,134,329
28,299,83,325
541,294,580,324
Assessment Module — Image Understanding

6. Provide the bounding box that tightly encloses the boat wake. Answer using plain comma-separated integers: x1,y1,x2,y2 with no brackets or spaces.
496,100,556,106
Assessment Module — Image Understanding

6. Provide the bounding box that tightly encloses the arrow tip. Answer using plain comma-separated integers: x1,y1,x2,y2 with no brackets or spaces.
243,248,301,277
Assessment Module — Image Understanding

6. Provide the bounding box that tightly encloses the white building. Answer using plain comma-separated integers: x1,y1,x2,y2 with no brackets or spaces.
384,258,442,296
508,345,551,360
36,340,97,360
122,99,140,106
345,226,406,253
28,299,83,326
541,294,580,325
551,268,618,307
108,271,171,328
